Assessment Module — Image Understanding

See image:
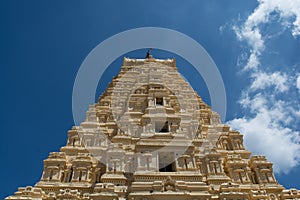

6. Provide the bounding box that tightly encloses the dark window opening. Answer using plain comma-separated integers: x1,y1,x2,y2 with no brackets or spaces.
156,97,163,105
159,152,176,172
155,122,169,133
96,174,100,183
49,170,53,180
159,162,176,172
79,171,82,181
159,121,169,133
68,168,73,182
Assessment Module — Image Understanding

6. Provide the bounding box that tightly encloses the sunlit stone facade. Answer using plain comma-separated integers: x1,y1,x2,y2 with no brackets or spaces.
6,57,300,200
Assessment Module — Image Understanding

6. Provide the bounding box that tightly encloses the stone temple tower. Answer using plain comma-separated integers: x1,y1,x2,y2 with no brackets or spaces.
6,56,300,200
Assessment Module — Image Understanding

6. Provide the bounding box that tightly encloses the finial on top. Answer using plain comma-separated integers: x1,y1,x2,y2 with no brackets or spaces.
145,48,153,59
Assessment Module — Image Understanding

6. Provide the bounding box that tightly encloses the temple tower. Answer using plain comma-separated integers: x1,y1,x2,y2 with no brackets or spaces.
6,56,299,200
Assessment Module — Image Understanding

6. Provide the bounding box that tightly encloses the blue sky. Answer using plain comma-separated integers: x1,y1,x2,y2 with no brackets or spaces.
1,0,300,198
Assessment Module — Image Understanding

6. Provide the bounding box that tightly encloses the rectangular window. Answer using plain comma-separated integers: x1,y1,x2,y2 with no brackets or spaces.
155,121,169,132
156,97,163,105
159,152,176,172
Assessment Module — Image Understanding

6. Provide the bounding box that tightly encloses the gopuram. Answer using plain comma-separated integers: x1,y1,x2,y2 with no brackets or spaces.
6,55,300,200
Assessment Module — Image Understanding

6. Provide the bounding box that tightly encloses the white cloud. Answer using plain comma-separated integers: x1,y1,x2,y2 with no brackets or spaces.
250,71,288,92
246,52,261,70
229,0,300,174
234,0,300,70
228,94,300,174
296,74,300,93
235,26,264,54
228,116,300,174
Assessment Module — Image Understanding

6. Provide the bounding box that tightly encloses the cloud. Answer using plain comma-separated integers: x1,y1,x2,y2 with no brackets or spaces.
228,0,300,174
296,74,300,93
250,71,288,92
245,52,261,70
233,25,264,70
228,117,300,174
234,0,300,70
228,94,300,174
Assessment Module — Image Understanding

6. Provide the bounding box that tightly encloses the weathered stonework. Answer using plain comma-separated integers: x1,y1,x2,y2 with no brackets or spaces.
6,57,299,200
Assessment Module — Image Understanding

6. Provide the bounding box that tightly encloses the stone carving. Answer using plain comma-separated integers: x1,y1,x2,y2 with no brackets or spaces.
162,176,177,192
5,57,299,200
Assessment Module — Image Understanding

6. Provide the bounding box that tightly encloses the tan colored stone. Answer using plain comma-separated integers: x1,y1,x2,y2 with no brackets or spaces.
6,57,299,200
